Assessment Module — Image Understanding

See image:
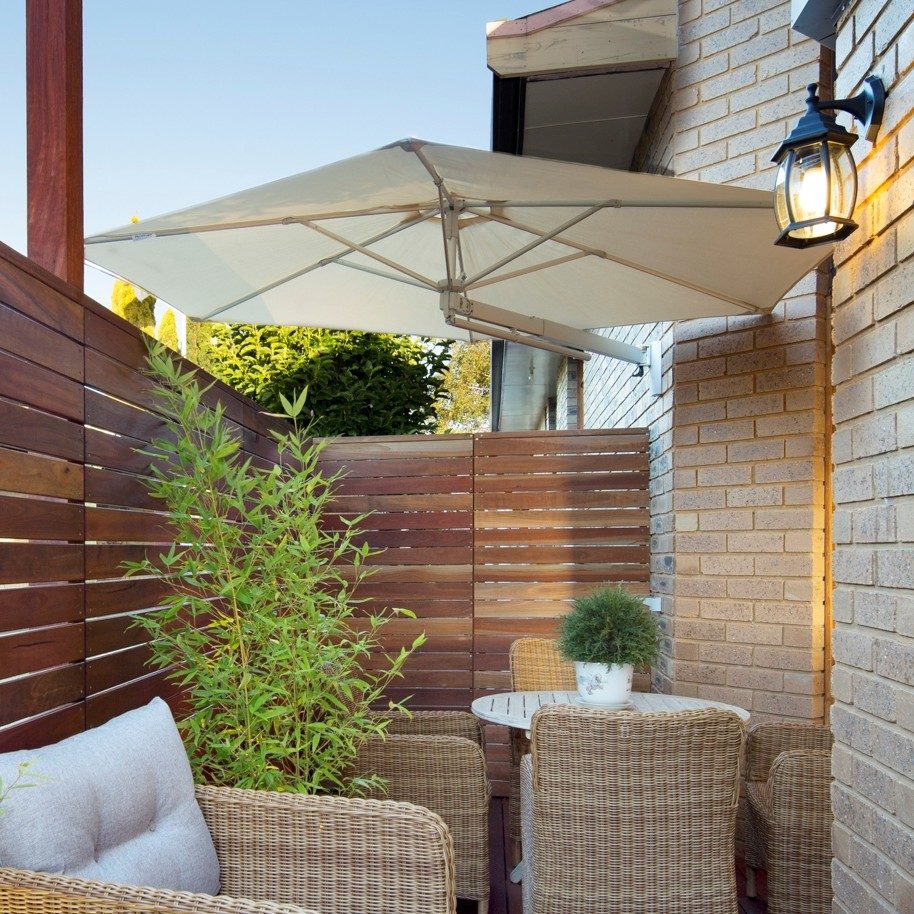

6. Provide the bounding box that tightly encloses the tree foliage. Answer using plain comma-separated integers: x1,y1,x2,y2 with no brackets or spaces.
111,280,156,336
436,340,490,432
195,324,451,436
127,344,423,794
157,308,180,351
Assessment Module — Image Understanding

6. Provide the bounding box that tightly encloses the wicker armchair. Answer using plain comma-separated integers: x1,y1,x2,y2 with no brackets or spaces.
359,712,490,913
0,785,456,914
521,705,744,914
744,722,834,914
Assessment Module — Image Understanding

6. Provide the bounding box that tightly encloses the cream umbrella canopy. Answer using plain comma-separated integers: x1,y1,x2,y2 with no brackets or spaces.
85,138,829,379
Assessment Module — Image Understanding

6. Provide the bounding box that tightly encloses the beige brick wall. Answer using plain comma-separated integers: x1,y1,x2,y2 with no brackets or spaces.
579,0,830,717
829,1,914,910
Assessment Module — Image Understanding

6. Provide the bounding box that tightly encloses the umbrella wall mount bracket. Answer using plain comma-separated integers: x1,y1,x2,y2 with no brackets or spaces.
440,291,662,396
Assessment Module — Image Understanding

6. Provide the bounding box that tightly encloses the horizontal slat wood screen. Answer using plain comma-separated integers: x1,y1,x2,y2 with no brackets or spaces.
318,428,650,793
0,246,87,750
0,241,287,749
321,436,475,713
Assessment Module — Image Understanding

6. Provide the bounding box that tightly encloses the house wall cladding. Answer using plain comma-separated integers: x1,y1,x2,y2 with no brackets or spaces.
829,1,914,911
575,0,832,719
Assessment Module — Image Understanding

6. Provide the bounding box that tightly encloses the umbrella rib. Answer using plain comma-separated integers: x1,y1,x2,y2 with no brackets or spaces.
462,204,605,287
466,207,761,313
468,251,590,289
412,145,456,208
300,219,439,289
459,198,772,210
335,259,433,290
85,205,441,243
199,211,437,320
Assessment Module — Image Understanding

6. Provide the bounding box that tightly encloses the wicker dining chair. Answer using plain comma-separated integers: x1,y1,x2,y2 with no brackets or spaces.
744,722,834,914
506,637,651,863
521,705,745,914
0,785,457,914
359,712,490,913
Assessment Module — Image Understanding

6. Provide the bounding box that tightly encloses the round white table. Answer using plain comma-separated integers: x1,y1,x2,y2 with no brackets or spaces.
471,689,750,732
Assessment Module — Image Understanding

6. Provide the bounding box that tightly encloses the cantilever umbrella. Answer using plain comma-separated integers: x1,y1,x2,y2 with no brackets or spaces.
85,138,829,381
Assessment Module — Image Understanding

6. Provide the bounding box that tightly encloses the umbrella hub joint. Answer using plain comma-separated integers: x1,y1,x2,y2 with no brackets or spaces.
439,290,472,317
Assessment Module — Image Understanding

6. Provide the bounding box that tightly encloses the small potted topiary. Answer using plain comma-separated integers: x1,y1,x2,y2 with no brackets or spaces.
557,586,660,707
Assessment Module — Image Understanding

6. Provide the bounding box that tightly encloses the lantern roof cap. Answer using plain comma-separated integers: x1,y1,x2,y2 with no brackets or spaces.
772,84,858,163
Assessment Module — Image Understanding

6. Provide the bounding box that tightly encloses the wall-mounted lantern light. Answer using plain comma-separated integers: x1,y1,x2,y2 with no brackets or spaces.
772,76,886,248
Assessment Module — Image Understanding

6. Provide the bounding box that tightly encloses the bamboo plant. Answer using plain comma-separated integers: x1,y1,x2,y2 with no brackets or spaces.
126,343,423,795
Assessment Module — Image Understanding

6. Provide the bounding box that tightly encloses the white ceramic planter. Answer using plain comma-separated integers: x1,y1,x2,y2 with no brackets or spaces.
574,661,634,707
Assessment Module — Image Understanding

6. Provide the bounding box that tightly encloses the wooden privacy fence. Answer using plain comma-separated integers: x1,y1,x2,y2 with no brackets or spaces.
320,429,649,792
0,241,287,752
0,240,649,796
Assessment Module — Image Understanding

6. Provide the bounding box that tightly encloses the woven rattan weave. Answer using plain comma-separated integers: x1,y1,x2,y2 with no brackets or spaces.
521,706,745,914
0,785,456,914
744,722,833,914
354,731,490,912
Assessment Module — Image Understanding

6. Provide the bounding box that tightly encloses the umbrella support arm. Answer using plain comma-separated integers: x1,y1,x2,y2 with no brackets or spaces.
441,292,662,395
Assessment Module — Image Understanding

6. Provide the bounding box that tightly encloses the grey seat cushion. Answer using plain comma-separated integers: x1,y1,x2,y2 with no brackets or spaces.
0,697,220,894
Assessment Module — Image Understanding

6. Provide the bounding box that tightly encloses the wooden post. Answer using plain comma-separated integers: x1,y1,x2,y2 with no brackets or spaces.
26,0,84,289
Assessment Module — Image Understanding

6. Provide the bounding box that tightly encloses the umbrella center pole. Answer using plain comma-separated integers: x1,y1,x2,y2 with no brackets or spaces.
442,202,464,288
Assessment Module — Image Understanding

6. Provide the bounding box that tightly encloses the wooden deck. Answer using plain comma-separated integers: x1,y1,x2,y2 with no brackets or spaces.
459,798,767,914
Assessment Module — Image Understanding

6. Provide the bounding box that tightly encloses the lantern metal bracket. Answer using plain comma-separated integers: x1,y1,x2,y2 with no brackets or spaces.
813,76,887,144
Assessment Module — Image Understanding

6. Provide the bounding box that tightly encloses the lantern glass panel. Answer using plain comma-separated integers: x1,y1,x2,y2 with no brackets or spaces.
777,140,857,242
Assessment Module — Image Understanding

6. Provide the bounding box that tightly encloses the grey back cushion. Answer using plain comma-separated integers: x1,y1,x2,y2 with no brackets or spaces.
0,697,220,894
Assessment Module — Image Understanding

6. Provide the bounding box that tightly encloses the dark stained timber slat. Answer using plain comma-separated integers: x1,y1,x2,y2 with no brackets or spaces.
0,399,84,461
0,302,84,381
0,447,83,500
0,247,84,340
320,456,473,479
85,669,183,729
85,388,165,442
86,544,167,580
85,426,155,475
474,453,648,475
475,526,647,546
0,350,84,421
322,511,473,532
473,562,648,582
0,665,85,727
328,493,473,512
319,438,472,460
85,466,160,510
472,431,648,456
0,584,85,633
86,643,154,695
351,528,472,549
475,490,648,510
85,506,173,543
475,544,650,564
0,703,85,751
474,471,648,492
86,612,156,655
331,475,473,497
0,493,83,540
85,577,173,617
362,547,473,566
0,543,83,585
84,348,160,412
475,508,649,529
0,624,85,679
